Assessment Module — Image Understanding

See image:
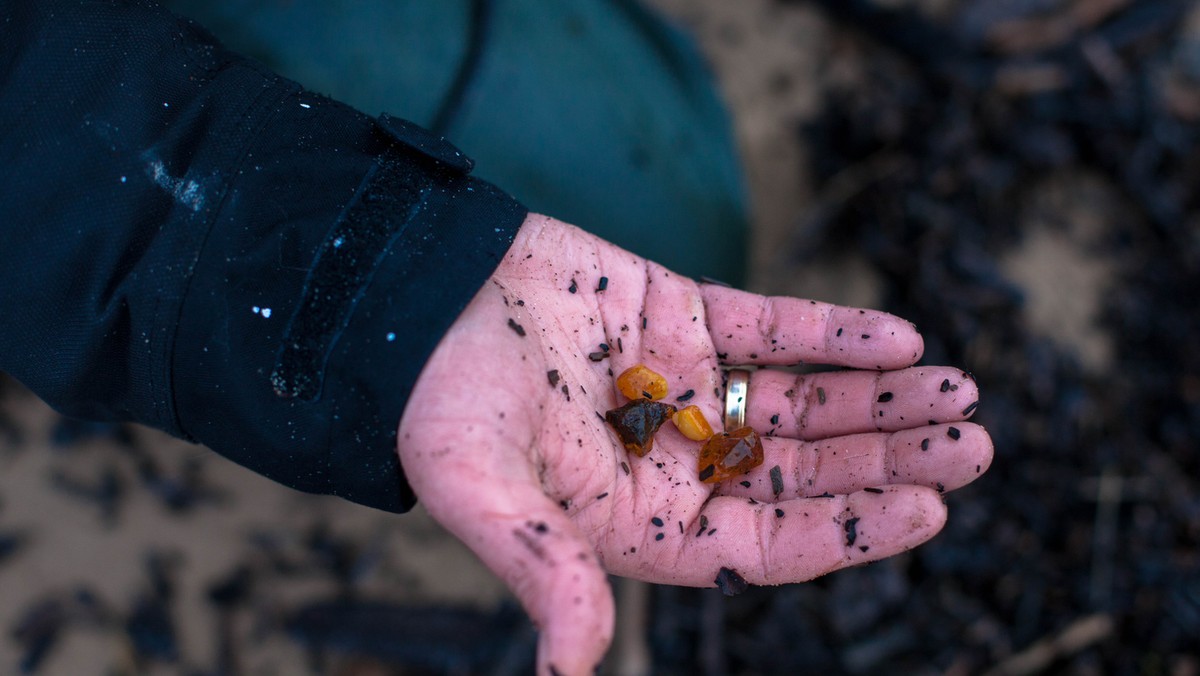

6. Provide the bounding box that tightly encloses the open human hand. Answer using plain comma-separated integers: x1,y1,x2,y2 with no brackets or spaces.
397,214,992,675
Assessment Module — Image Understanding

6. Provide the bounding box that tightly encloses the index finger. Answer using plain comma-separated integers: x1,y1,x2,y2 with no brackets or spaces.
700,286,924,370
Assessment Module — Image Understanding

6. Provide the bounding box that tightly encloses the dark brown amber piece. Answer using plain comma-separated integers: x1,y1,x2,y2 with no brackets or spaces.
698,427,764,483
605,399,677,457
714,567,749,596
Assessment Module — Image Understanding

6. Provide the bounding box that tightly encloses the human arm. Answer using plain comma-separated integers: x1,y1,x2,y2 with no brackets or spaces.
399,213,993,675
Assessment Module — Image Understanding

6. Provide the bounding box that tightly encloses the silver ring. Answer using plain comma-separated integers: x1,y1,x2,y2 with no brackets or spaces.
724,369,750,431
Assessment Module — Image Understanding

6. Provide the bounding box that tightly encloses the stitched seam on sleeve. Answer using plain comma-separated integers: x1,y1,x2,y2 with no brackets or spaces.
159,73,300,438
269,151,432,401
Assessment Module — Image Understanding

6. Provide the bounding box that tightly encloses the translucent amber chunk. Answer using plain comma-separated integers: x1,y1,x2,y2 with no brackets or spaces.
672,405,714,441
616,364,668,401
605,399,677,457
698,427,764,483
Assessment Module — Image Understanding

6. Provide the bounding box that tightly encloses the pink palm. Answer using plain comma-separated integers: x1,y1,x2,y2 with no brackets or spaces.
398,215,992,675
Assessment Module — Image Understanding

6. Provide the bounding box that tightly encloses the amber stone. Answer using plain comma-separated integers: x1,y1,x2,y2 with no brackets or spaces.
698,427,764,483
672,405,714,441
605,398,677,457
615,364,669,401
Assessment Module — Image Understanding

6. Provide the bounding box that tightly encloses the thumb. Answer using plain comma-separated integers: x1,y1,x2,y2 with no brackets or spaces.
400,434,615,675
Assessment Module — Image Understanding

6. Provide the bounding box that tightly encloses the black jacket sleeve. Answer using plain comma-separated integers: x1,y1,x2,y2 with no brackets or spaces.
0,0,526,512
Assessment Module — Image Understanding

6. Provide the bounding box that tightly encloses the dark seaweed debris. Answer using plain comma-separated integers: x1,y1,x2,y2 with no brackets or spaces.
730,0,1200,672
286,600,532,673
9,572,181,674
11,597,69,674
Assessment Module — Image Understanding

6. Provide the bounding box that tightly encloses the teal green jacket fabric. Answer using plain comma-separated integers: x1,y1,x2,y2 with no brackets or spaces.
162,0,750,284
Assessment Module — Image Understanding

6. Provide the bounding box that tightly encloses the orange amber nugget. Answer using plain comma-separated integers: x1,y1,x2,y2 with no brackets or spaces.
616,364,668,401
698,427,764,483
672,405,714,441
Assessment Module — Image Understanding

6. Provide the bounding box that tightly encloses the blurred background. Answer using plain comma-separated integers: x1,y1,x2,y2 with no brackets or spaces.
3,0,1199,673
